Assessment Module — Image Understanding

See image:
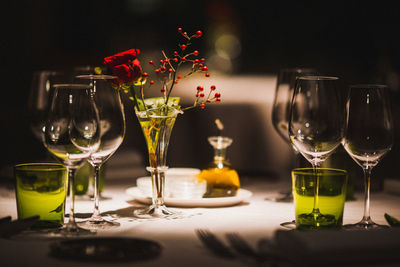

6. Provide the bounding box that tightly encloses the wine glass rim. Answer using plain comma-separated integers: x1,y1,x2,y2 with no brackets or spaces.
53,84,92,89
280,67,317,73
292,167,347,175
75,74,117,80
298,76,339,81
350,84,387,89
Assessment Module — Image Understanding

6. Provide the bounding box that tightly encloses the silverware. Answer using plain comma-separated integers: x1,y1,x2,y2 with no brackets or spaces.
226,233,263,263
195,229,236,259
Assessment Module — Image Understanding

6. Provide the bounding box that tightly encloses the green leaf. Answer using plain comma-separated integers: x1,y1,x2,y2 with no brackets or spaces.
136,97,181,110
384,213,400,227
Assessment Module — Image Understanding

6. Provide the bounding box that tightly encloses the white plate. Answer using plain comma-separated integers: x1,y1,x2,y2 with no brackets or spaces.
125,187,253,208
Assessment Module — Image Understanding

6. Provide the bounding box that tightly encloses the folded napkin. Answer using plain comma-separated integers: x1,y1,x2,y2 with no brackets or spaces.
273,228,400,265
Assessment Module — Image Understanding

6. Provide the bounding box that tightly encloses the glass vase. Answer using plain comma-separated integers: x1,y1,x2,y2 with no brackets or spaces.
134,106,181,218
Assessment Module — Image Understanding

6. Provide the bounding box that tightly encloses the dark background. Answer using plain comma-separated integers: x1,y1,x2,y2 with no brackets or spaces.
2,1,400,184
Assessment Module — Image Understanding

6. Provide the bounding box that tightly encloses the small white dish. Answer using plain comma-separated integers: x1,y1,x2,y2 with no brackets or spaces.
125,187,253,208
166,168,201,177
136,175,207,199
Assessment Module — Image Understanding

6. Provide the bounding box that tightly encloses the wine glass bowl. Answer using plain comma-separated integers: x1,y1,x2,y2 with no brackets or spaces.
272,68,318,144
342,84,394,230
28,70,67,142
289,76,344,167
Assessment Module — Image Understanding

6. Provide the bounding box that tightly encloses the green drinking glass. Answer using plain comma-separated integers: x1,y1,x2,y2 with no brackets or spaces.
292,168,347,230
15,163,68,229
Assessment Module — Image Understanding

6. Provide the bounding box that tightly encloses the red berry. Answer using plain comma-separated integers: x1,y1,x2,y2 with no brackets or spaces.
205,73,210,77
150,80,155,85
175,80,179,84
201,66,208,71
149,60,154,65
195,94,199,97
183,32,188,36
181,57,187,62
180,44,187,50
168,68,173,73
193,50,199,56
216,98,221,103
196,30,203,37
160,60,164,64
200,58,205,63
197,86,204,91
160,66,166,72
161,88,166,93
177,75,182,79
211,85,216,90
194,59,199,64
164,59,169,64
155,69,160,73
178,28,183,32
198,63,203,67
173,58,178,62
142,72,148,78
174,51,179,56
215,92,221,98
200,93,204,97
200,103,205,109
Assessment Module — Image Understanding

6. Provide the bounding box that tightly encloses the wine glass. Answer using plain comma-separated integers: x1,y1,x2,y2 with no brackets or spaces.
271,68,317,202
28,70,66,142
289,76,345,226
75,75,126,230
342,84,394,230
44,83,100,234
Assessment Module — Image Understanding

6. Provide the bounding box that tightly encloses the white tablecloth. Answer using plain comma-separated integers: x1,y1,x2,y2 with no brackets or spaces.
1,176,400,266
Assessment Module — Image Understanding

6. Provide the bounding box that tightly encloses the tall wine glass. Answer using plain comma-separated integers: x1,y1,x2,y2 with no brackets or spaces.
342,84,394,230
75,75,126,230
44,84,100,234
289,76,345,226
271,68,317,202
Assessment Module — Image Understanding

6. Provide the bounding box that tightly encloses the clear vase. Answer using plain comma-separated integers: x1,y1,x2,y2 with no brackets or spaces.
134,106,181,217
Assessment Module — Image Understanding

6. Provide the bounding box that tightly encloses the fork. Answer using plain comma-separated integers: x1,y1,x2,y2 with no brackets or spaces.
195,229,236,259
225,233,264,263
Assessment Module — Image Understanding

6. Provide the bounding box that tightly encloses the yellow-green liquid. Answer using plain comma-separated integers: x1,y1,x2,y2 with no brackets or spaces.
15,165,67,228
292,168,347,230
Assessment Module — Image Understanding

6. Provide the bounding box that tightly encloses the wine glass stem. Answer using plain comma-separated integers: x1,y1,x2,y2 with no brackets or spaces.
66,167,78,229
91,163,102,219
362,167,372,222
312,163,321,215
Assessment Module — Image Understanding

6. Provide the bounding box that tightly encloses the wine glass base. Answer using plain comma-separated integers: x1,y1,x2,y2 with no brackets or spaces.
78,218,120,230
11,224,95,240
265,191,293,202
343,221,390,230
133,205,180,219
296,212,338,230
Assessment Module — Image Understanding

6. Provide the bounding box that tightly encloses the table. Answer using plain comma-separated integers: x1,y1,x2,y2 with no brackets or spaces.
1,175,400,266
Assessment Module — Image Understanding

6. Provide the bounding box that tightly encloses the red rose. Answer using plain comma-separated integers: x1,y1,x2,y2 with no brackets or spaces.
104,49,142,84
104,49,140,67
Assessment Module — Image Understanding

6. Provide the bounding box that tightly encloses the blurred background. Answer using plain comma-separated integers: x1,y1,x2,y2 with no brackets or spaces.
2,1,400,190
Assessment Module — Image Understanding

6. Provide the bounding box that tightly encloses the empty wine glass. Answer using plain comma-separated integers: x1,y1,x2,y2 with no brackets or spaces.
270,67,317,202
289,76,345,227
44,84,100,234
75,75,126,230
342,84,394,230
